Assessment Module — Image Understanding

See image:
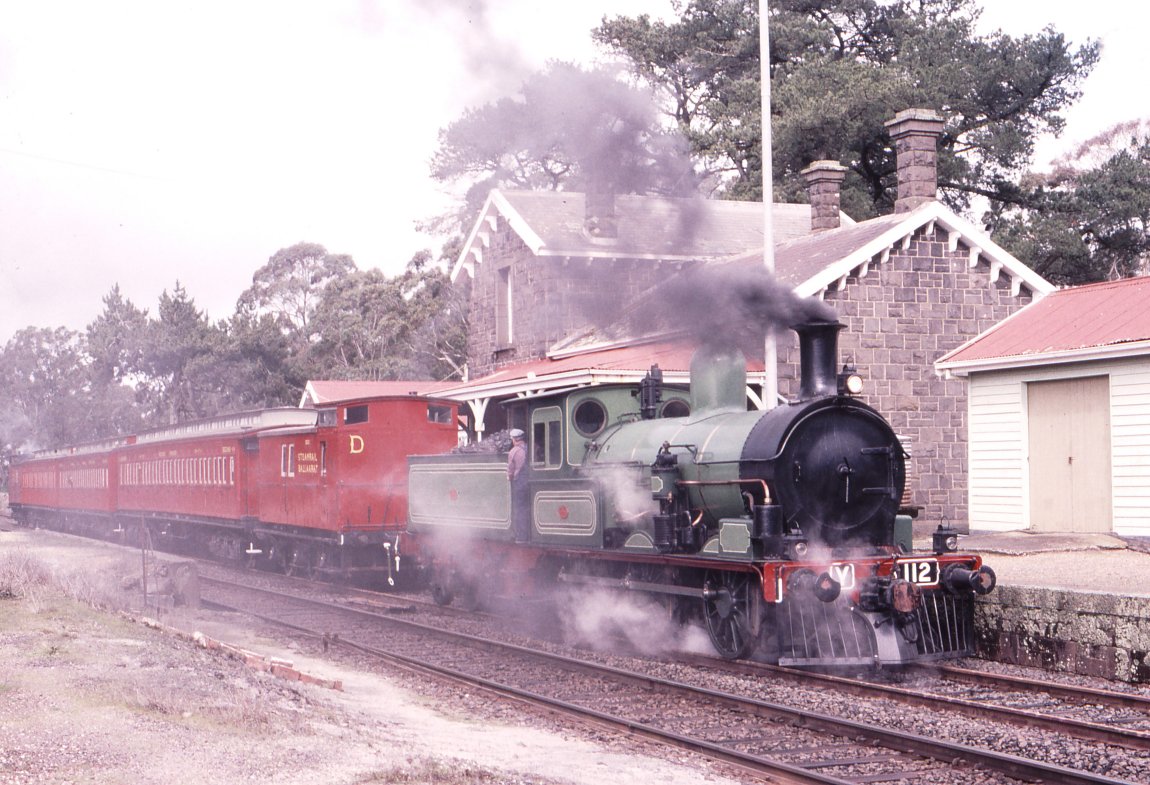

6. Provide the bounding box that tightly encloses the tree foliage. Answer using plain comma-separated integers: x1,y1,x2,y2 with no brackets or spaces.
0,243,468,455
593,0,1099,216
0,327,103,450
137,284,224,424
429,61,697,231
307,252,469,382
989,122,1150,285
236,242,356,342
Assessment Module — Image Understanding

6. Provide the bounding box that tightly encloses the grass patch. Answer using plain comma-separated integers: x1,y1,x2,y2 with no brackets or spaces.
0,549,133,613
0,549,55,603
357,757,550,784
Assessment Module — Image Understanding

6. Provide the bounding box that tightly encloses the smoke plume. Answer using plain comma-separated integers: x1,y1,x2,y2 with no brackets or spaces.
614,262,838,357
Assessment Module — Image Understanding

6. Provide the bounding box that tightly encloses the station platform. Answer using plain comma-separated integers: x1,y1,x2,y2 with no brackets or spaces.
939,529,1150,598
925,529,1150,682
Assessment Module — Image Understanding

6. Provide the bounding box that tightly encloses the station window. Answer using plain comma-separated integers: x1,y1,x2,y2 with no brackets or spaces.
496,266,512,346
661,399,691,418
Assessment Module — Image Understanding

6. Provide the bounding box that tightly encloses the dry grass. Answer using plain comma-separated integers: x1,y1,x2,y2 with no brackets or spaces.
356,757,554,785
0,549,57,604
0,548,304,734
0,546,138,612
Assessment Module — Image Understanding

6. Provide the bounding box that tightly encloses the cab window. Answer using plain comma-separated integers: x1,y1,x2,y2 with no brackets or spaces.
530,407,563,469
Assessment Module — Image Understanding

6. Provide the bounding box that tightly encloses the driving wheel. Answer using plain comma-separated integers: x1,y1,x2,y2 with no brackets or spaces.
702,570,761,659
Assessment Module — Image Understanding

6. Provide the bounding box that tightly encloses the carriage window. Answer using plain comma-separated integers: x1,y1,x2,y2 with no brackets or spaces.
345,405,369,424
317,409,337,427
530,407,562,469
661,399,691,418
573,398,608,437
320,441,328,477
428,404,453,424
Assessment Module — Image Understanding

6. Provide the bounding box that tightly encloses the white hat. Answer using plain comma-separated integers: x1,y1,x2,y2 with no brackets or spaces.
509,428,525,439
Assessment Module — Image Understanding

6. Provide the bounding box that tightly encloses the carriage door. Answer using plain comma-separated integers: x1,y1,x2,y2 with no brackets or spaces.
1027,376,1112,533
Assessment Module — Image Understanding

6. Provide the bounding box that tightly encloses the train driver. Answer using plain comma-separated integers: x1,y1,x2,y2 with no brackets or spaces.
507,429,529,543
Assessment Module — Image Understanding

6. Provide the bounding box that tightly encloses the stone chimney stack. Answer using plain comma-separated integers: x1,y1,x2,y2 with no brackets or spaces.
800,160,847,231
584,188,618,240
884,108,945,213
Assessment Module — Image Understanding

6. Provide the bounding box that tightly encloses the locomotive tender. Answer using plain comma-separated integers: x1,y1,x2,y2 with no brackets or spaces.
409,320,996,666
8,396,459,581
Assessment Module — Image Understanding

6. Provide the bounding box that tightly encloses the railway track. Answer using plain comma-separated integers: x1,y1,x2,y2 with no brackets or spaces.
677,655,1150,752
197,572,1144,785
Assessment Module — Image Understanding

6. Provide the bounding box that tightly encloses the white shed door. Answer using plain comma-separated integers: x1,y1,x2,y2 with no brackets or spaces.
1027,376,1112,533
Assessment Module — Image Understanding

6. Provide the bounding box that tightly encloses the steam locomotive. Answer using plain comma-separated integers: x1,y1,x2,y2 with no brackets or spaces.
8,317,994,666
408,320,996,666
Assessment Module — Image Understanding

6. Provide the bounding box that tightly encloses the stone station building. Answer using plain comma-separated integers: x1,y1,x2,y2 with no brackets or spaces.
440,110,1054,530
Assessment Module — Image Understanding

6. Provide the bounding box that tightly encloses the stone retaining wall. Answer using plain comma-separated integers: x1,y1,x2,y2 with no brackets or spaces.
976,585,1150,683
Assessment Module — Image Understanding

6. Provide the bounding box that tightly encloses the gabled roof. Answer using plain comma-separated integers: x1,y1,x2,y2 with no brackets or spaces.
936,276,1150,375
299,379,458,408
452,189,852,281
551,199,1055,355
773,200,1054,300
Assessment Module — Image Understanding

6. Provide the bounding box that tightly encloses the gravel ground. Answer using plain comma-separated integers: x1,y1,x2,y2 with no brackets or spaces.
12,499,1150,785
0,518,743,785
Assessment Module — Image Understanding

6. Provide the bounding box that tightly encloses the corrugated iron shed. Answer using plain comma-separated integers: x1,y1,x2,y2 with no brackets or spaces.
937,276,1150,373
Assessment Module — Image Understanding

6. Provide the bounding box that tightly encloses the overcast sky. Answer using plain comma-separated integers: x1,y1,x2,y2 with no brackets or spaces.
0,0,1145,344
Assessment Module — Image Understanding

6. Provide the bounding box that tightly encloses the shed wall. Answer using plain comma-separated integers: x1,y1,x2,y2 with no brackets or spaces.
966,356,1150,536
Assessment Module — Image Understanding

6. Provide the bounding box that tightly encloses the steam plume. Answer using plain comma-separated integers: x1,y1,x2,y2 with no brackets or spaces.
612,262,838,357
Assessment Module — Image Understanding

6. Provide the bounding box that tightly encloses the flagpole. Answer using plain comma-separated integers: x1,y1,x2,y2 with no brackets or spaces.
761,0,778,409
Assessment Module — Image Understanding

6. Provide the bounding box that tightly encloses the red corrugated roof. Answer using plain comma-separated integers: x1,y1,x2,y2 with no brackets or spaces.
442,339,765,395
939,277,1150,367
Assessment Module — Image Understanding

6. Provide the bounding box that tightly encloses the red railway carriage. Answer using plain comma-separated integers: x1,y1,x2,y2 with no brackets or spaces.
9,438,125,530
10,395,460,584
253,396,459,577
113,408,319,556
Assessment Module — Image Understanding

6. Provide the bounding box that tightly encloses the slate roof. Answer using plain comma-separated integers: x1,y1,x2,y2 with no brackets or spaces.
772,200,1052,299
936,276,1150,374
452,189,852,281
446,190,1055,404
552,200,1055,355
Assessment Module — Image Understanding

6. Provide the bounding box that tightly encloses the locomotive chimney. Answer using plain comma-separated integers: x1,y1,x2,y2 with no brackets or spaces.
795,321,844,401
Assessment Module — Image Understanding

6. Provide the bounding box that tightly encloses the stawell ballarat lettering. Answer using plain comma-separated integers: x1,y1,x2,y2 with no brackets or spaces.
291,435,365,475
296,451,320,474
